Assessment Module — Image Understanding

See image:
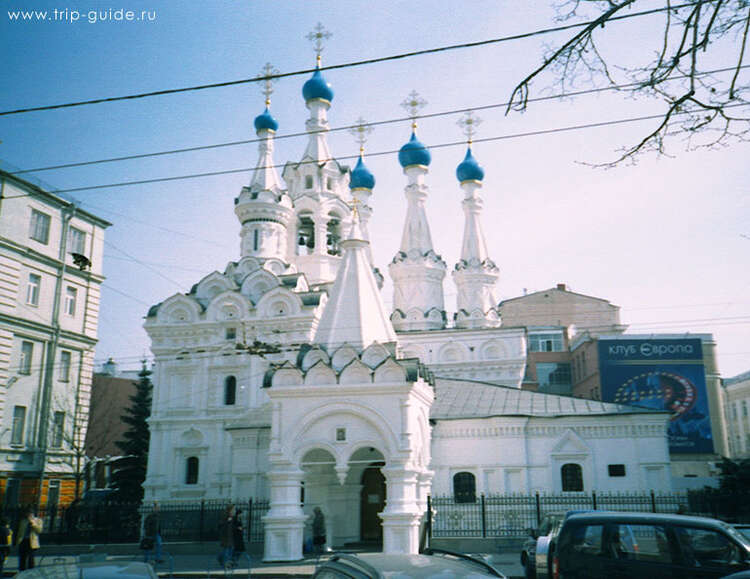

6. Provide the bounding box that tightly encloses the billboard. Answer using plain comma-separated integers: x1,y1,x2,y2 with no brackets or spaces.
598,338,713,454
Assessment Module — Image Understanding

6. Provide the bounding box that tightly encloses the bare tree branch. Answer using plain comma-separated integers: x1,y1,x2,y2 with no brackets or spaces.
508,0,750,164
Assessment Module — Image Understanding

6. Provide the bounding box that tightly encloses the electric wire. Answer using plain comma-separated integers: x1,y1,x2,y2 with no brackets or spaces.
5,100,749,198
10,62,749,176
0,1,715,117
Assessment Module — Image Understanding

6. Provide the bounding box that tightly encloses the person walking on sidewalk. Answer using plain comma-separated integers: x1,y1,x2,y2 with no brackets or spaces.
312,507,326,555
218,504,236,567
232,508,246,564
0,516,11,576
143,502,163,564
16,506,42,571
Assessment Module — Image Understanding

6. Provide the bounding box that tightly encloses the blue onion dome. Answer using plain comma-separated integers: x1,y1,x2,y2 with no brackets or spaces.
398,132,431,168
456,146,484,182
350,154,375,189
302,67,334,103
254,107,279,132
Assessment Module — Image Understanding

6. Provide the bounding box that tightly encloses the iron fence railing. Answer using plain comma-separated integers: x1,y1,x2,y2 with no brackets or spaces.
426,490,750,539
0,498,270,545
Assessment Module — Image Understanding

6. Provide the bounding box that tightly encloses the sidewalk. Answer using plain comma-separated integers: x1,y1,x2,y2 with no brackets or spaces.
1,545,524,578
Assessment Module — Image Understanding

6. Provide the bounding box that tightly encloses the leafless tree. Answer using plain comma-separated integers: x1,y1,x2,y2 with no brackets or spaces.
508,0,750,165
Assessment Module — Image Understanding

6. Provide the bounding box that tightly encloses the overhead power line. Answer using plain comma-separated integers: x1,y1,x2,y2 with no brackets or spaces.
9,63,748,176
4,100,748,197
0,1,715,117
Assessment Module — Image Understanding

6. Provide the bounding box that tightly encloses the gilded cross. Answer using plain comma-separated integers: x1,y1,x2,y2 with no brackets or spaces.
401,90,427,129
259,62,279,106
306,22,332,65
349,117,373,153
457,110,482,144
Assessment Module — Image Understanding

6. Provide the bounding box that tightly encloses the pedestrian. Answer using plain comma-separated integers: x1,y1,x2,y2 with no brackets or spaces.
218,504,235,567
232,508,246,563
312,507,326,554
142,502,163,564
16,506,43,571
0,516,11,576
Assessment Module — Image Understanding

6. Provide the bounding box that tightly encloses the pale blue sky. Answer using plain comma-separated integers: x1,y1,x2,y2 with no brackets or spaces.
2,1,748,376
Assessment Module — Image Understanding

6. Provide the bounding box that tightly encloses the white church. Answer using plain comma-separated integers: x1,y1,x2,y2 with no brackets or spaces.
142,37,672,560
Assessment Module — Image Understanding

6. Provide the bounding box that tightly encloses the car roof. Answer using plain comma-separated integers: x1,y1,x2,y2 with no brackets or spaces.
563,511,729,528
15,561,158,578
320,551,505,578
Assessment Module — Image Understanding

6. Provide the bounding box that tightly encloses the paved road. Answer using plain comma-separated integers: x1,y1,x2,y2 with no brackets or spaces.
2,548,524,578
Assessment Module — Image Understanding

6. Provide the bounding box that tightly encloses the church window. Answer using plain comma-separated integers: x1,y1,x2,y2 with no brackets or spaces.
453,472,476,503
608,464,626,477
226,327,236,340
224,376,237,405
561,463,583,492
305,175,313,189
336,428,346,441
253,229,259,251
185,456,199,484
326,177,332,190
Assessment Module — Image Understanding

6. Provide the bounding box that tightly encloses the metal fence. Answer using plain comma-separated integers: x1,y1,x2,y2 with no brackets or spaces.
1,498,270,545
426,490,747,539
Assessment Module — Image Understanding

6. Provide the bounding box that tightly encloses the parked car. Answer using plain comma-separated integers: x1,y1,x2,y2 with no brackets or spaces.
521,512,565,579
553,511,750,579
734,524,750,542
312,549,506,578
15,560,157,578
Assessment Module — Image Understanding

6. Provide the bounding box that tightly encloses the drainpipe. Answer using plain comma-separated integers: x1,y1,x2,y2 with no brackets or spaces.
36,203,75,507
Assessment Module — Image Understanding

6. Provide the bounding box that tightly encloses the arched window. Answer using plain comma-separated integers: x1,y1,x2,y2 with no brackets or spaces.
453,472,476,503
561,463,583,492
186,456,199,484
224,376,236,405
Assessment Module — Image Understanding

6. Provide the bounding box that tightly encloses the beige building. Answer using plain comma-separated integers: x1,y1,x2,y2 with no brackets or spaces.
498,284,625,395
498,283,626,334
723,370,750,458
0,168,109,507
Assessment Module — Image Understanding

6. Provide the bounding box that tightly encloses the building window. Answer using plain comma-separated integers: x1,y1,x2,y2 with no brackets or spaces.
529,332,564,352
64,286,77,316
225,327,236,341
561,463,584,492
68,227,86,254
185,456,199,484
3,479,20,507
11,406,26,445
326,177,332,190
537,363,572,395
29,209,51,244
51,412,65,448
253,229,259,251
59,350,71,382
305,175,313,189
453,472,477,503
608,464,626,477
26,273,41,306
19,341,33,375
224,376,236,405
743,401,748,417
336,428,346,441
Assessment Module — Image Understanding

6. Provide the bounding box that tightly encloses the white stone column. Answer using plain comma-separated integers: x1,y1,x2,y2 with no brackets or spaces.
380,465,422,554
263,467,306,561
314,215,328,256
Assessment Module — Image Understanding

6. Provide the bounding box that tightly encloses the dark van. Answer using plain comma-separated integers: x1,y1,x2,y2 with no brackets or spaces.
553,511,750,579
